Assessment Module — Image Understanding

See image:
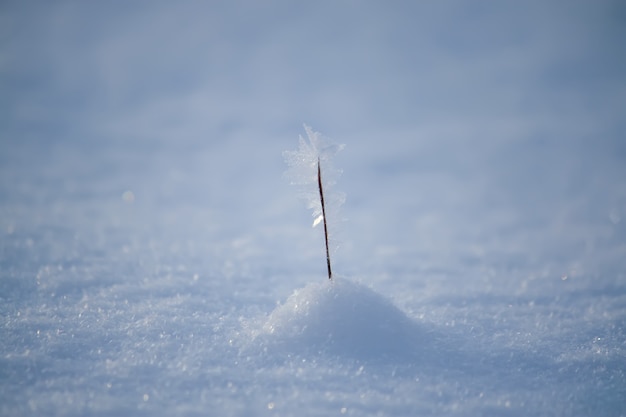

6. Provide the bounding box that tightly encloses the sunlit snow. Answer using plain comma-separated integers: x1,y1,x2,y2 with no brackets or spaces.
2,1,625,416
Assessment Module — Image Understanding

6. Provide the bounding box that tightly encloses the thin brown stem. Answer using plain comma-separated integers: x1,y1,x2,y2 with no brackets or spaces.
317,157,332,280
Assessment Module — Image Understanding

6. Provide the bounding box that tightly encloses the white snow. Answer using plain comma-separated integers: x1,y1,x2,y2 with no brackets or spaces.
249,278,419,361
2,1,626,416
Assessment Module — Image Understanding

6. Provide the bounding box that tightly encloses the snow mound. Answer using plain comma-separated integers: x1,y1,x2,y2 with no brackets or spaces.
252,278,423,362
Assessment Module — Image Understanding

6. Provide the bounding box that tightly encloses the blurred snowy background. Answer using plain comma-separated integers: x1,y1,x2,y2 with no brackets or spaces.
2,1,625,416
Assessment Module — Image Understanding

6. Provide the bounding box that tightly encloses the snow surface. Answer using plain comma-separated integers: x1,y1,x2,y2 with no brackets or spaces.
2,1,626,416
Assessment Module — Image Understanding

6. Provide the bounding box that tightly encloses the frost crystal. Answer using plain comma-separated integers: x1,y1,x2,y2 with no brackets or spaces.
283,125,345,227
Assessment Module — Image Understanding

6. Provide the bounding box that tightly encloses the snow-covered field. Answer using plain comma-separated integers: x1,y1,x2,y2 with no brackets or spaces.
2,2,625,416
